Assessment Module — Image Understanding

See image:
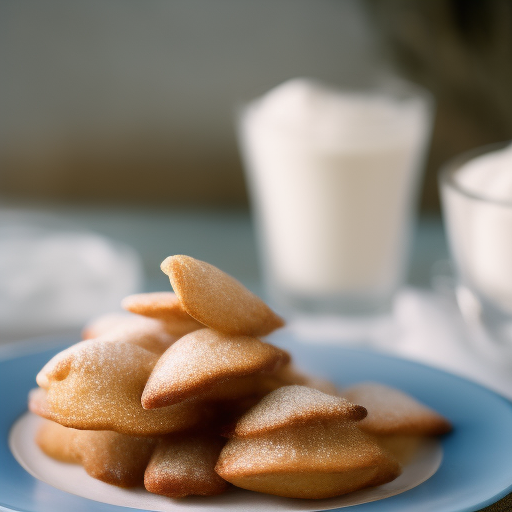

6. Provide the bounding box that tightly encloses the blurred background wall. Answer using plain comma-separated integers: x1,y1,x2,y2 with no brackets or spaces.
1,0,511,211
366,0,512,211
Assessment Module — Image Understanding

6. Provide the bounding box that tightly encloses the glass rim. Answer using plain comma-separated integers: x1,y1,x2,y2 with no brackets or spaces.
235,76,435,150
235,74,435,118
439,141,512,207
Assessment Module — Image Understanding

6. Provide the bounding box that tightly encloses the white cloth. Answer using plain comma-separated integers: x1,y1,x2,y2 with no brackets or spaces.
0,209,143,341
288,287,512,400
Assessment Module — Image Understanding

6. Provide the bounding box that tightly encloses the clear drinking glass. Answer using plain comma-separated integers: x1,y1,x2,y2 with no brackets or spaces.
238,76,433,317
440,142,512,364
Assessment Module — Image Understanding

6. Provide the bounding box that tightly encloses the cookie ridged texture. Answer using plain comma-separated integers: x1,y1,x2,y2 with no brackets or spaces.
161,255,284,337
36,419,157,487
342,382,452,436
229,385,367,438
32,339,206,435
142,328,290,408
215,422,401,499
121,292,204,336
145,434,229,498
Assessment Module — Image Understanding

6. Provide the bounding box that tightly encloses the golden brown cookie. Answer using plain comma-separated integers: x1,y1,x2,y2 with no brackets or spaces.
215,422,401,499
36,419,157,487
371,434,425,466
36,418,78,463
121,292,204,336
216,382,399,499
160,255,284,337
227,385,367,438
141,328,290,408
342,382,452,436
144,434,229,498
32,339,207,435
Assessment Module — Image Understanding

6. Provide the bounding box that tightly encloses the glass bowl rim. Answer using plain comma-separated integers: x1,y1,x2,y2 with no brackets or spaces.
439,141,512,208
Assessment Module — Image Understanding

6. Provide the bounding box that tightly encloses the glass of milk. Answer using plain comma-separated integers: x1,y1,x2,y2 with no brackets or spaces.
238,77,433,316
440,142,512,361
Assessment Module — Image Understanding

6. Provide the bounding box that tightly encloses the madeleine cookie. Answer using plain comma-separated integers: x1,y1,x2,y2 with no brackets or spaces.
121,292,204,336
216,422,401,499
36,418,78,463
144,434,229,498
227,385,367,438
142,328,290,408
342,382,452,436
32,339,206,435
216,384,399,499
370,434,426,465
36,419,157,487
160,255,284,337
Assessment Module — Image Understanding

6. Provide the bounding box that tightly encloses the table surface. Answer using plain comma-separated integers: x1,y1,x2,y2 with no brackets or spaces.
0,203,450,340
1,204,449,294
1,204,511,512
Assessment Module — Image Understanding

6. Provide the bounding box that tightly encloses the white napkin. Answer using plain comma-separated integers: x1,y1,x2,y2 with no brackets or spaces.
288,287,512,400
0,209,143,340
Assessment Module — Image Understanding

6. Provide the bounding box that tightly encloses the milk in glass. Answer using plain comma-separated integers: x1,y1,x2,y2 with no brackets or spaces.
239,78,432,315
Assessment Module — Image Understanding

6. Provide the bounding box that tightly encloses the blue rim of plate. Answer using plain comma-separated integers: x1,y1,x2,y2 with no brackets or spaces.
1,333,512,512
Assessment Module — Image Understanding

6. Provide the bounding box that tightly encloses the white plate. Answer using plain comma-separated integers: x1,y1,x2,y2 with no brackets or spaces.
1,334,512,512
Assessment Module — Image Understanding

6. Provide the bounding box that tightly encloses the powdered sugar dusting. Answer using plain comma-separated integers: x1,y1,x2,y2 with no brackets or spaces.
34,339,205,435
233,385,366,437
142,328,289,407
145,434,228,498
162,255,284,337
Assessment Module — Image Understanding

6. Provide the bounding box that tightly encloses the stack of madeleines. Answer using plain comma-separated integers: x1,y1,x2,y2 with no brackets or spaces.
29,255,452,500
